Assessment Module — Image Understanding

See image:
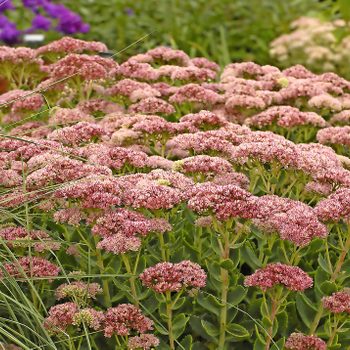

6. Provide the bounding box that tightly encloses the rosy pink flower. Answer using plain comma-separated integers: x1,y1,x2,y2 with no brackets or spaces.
104,304,153,337
119,60,159,81
285,333,327,350
244,263,313,291
129,97,175,115
1,257,60,279
179,110,228,129
173,155,232,175
191,57,220,71
169,84,221,105
315,188,350,222
47,122,105,145
245,106,326,128
140,260,206,293
36,37,107,56
146,46,190,66
128,334,160,350
255,195,328,246
317,126,350,147
48,107,94,126
49,54,118,81
322,290,350,314
188,182,257,221
44,302,78,332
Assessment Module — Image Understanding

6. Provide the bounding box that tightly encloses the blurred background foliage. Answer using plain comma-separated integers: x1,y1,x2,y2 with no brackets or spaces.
63,0,335,65
3,0,350,67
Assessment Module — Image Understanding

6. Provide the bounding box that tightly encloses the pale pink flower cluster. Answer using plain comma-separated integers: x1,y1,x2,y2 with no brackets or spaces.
104,304,154,337
1,257,60,279
36,37,108,56
255,195,327,246
317,126,350,147
128,97,175,115
0,89,44,116
322,290,350,314
0,226,60,252
139,260,206,293
0,46,39,64
169,84,221,105
47,122,104,145
174,155,233,175
26,157,111,189
244,263,313,291
48,107,94,126
315,188,350,222
92,209,171,254
43,302,78,332
245,106,327,128
49,54,118,81
285,333,327,350
9,121,51,138
188,183,257,221
128,334,160,350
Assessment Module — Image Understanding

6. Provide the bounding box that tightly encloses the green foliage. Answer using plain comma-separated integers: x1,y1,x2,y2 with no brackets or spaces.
63,0,333,65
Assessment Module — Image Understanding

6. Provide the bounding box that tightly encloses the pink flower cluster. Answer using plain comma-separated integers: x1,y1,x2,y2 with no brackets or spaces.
139,260,207,293
285,333,327,350
322,290,350,314
92,209,171,254
244,263,313,291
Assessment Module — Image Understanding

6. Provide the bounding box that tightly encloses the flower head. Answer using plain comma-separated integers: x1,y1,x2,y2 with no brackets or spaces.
244,263,313,291
140,260,206,293
285,333,327,350
104,304,153,337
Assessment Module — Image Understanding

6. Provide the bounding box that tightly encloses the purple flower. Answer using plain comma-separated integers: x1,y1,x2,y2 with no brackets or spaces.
0,24,20,44
0,0,15,12
56,11,88,34
31,14,51,30
22,0,46,10
43,3,70,18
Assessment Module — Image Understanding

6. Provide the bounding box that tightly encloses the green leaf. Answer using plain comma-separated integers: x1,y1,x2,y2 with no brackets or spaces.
197,293,221,316
173,314,189,339
226,323,250,341
201,319,220,337
241,243,262,269
227,286,247,307
320,281,337,295
173,297,186,310
318,254,332,274
180,335,193,349
220,258,235,270
296,294,317,328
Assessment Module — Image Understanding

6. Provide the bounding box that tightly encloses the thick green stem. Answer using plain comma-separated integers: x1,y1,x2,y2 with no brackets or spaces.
122,254,139,306
327,317,340,346
264,298,278,350
93,236,111,307
165,291,175,350
218,228,230,350
159,233,168,261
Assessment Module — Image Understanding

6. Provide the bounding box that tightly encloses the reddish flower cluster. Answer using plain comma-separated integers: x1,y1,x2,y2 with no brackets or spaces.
285,333,327,350
1,257,60,279
139,260,207,293
322,290,350,314
244,263,313,291
104,304,154,337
